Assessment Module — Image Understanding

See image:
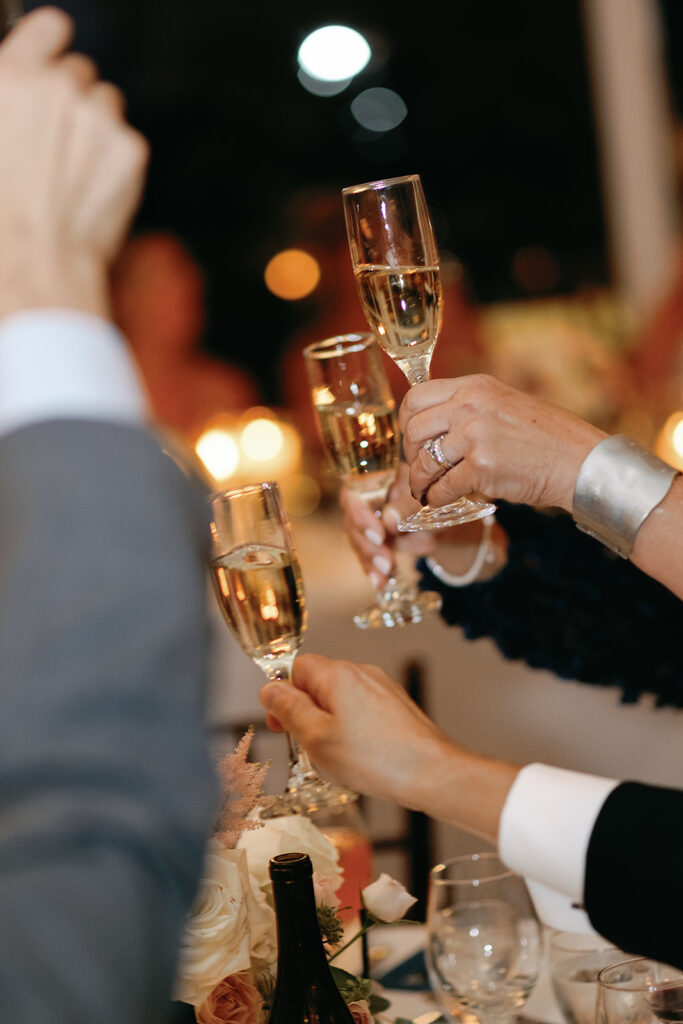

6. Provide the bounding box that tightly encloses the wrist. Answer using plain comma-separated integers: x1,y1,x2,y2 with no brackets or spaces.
572,435,679,557
425,515,507,586
0,247,110,321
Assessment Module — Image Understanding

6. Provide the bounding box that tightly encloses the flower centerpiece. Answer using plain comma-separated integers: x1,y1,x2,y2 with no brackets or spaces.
174,730,417,1023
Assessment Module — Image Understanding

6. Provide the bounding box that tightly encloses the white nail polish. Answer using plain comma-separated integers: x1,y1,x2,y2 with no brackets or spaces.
364,528,383,546
369,571,382,589
373,555,392,575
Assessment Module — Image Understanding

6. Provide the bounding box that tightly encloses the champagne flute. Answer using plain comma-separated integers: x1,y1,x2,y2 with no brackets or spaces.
304,331,442,629
426,852,542,1024
209,481,354,816
342,173,496,532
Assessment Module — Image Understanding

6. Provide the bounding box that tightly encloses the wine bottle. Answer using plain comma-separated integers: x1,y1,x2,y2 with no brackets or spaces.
268,852,354,1024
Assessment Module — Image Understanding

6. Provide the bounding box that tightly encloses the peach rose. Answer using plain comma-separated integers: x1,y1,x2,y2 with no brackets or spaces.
196,971,263,1024
347,999,373,1024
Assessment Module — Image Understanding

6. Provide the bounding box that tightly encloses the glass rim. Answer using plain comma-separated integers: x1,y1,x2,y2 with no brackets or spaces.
429,852,515,885
303,331,376,360
209,479,281,503
342,173,421,194
548,930,618,954
597,957,683,992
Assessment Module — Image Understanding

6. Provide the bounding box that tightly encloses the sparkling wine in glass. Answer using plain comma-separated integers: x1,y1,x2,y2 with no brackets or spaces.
304,331,441,629
209,480,354,816
342,173,496,532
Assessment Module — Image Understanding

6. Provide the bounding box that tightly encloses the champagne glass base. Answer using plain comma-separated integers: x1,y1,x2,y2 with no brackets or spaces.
353,587,442,629
260,780,358,819
398,497,496,532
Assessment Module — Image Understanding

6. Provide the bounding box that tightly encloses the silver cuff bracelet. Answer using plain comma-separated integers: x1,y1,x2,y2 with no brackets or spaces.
572,435,679,558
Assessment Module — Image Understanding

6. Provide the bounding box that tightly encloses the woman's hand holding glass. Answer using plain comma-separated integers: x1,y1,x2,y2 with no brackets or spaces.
399,374,607,514
304,331,441,628
341,463,507,590
342,173,495,531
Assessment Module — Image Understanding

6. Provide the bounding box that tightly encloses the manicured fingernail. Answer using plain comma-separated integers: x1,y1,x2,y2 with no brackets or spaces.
369,570,382,589
384,506,401,526
364,527,383,546
373,554,392,575
420,492,429,507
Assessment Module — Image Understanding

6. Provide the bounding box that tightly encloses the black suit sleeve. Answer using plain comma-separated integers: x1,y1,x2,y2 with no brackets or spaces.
584,781,683,968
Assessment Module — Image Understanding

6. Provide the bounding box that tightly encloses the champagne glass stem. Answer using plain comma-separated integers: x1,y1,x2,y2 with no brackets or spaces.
263,658,320,790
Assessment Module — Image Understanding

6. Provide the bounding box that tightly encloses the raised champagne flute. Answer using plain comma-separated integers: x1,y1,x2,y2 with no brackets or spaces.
304,331,441,629
342,173,496,532
209,481,354,815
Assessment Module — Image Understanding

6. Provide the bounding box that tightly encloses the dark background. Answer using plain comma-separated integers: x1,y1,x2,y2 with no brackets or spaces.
24,0,683,402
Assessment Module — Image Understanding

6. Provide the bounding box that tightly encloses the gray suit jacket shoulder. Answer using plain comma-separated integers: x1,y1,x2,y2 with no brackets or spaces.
0,420,218,1023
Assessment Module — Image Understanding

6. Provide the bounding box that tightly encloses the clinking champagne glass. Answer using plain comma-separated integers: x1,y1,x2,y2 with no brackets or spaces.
342,173,496,532
209,481,355,816
304,331,442,629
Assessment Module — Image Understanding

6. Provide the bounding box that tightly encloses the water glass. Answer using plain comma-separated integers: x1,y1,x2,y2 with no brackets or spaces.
549,931,626,1024
426,852,542,1024
597,957,683,1024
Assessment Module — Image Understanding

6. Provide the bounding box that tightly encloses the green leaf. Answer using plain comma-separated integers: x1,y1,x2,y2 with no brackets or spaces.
368,993,391,1012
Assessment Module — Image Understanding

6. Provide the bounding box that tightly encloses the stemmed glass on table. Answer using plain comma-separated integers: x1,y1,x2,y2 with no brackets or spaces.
304,331,441,629
209,480,354,815
426,853,542,1024
549,931,626,1024
342,173,496,532
597,957,683,1024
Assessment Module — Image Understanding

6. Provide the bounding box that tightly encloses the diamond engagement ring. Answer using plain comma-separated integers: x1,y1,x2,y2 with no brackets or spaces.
423,434,456,471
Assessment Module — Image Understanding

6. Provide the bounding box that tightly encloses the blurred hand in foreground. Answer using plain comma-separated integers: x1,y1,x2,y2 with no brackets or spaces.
0,6,149,319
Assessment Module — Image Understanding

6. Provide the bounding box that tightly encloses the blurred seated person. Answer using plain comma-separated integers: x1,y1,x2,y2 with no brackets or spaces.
278,189,485,444
110,231,261,439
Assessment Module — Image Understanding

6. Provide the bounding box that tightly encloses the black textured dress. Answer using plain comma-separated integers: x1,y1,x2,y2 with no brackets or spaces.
417,502,683,708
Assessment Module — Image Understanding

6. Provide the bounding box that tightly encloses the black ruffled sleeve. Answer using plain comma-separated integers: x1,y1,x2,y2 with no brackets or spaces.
417,502,683,707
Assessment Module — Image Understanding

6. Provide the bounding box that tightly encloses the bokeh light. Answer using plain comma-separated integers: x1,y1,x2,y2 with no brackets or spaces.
350,87,407,132
297,25,371,82
264,249,320,300
241,417,284,462
656,411,683,470
195,427,240,482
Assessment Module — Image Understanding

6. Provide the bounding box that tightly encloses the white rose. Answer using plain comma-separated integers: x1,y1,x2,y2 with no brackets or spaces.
174,840,275,1007
362,873,417,923
237,814,342,895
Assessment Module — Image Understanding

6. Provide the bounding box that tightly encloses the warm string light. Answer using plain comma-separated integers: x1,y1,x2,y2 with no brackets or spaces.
656,411,683,471
194,409,320,515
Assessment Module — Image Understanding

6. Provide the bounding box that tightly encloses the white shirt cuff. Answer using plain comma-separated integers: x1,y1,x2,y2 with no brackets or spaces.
0,310,148,438
499,763,619,929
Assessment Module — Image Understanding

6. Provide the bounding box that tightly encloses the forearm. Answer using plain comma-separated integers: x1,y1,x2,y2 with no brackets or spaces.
629,475,683,600
409,735,520,844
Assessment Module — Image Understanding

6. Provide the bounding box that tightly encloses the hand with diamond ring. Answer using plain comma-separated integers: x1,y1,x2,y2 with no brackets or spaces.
399,374,606,513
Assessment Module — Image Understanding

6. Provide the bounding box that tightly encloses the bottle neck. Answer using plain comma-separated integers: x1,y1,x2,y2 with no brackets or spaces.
272,872,330,974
